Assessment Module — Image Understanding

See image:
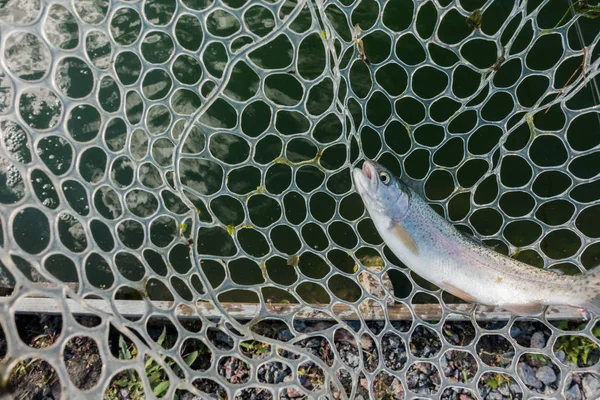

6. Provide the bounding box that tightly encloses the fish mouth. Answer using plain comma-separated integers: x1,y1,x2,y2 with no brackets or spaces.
362,160,375,180
352,160,378,198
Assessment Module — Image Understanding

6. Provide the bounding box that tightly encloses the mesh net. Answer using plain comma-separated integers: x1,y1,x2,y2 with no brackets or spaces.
0,0,599,398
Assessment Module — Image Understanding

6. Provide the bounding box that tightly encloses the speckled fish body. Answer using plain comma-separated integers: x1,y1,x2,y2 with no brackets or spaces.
352,160,600,316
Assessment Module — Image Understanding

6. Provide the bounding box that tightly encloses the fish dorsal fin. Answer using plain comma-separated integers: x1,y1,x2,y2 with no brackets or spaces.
503,303,545,316
458,229,501,252
458,229,485,246
390,222,419,256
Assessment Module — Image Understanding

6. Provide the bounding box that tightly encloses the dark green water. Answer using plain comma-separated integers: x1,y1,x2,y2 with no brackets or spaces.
2,0,600,304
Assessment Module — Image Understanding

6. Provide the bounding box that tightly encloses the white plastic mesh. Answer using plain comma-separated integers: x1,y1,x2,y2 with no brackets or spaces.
0,0,599,399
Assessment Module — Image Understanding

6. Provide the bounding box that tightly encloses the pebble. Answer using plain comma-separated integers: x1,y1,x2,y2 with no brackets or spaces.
345,352,359,368
582,374,600,399
509,383,522,394
530,331,546,348
406,372,418,388
565,383,582,400
518,362,542,389
486,392,502,400
556,350,566,363
536,366,556,385
498,383,511,396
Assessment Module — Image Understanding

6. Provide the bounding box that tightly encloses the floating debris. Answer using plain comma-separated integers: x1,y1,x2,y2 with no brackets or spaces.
490,48,506,71
287,254,300,267
466,9,483,29
575,1,600,19
226,225,236,236
352,24,370,66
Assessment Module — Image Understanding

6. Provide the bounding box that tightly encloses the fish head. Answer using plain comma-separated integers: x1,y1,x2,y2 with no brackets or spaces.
352,159,411,222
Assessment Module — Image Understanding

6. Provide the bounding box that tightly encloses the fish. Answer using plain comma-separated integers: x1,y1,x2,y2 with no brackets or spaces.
352,159,600,316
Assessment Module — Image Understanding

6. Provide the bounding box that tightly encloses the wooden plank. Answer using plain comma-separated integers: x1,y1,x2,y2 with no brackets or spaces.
6,298,585,321
0,281,585,320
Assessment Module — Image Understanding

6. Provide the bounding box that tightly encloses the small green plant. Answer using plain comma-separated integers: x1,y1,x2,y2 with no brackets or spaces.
528,353,550,363
485,373,511,389
240,341,270,358
554,319,587,331
592,323,600,338
442,327,453,337
555,335,598,366
107,368,144,400
106,336,144,400
107,330,178,400
298,364,324,390
144,356,170,397
12,359,39,378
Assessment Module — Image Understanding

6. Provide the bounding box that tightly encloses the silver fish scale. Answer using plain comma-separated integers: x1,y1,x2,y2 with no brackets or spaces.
0,0,598,399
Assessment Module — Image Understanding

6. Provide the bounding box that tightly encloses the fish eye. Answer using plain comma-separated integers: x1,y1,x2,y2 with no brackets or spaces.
379,172,390,185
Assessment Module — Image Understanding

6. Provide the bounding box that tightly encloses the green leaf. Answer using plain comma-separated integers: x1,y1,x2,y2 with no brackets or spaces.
145,357,155,370
184,351,199,367
582,346,590,364
157,327,167,347
153,381,170,397
119,336,131,360
149,372,162,383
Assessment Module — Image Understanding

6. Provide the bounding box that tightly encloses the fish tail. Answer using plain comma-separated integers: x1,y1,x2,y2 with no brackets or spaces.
577,266,600,315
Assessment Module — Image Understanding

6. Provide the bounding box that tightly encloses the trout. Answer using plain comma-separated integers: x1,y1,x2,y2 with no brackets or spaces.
352,160,600,316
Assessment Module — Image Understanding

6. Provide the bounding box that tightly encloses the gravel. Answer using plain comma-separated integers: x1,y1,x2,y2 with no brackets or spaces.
582,374,600,399
536,365,557,385
517,362,542,389
6,314,598,400
530,331,546,348
406,362,441,394
566,382,583,400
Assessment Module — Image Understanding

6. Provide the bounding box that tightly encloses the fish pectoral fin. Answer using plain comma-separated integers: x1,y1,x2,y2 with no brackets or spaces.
442,283,477,303
390,222,419,255
503,303,545,316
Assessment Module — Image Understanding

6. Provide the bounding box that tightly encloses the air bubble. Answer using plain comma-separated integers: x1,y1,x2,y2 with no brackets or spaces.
19,87,62,130
55,57,94,99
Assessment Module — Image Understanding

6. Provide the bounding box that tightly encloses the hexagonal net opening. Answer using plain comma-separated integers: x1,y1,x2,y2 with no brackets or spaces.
0,0,599,399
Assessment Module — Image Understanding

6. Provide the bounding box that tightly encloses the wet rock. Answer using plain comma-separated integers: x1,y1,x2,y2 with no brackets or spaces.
518,362,542,389
582,374,600,399
486,392,502,400
530,331,545,348
406,371,418,388
555,350,566,363
535,365,556,385
509,383,521,394
565,383,582,400
498,382,511,397
286,387,303,398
